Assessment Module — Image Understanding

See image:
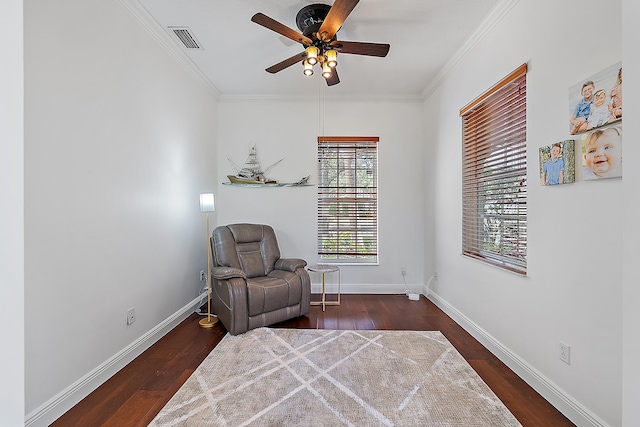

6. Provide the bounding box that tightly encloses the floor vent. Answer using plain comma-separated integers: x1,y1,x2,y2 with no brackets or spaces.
169,27,201,49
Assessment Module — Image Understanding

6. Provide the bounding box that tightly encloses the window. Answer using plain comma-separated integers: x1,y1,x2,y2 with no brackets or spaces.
317,136,378,264
460,64,527,274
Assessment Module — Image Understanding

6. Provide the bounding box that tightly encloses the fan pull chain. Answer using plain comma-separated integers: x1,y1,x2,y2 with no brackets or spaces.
318,76,325,137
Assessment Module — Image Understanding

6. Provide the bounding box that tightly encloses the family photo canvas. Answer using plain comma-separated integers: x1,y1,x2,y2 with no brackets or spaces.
539,140,575,186
568,62,622,135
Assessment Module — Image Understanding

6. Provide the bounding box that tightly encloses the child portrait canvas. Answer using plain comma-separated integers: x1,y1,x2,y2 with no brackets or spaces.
539,140,575,186
568,62,622,135
580,124,622,181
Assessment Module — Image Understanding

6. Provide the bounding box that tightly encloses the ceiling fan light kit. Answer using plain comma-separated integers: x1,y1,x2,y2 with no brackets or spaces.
251,0,389,87
303,48,337,79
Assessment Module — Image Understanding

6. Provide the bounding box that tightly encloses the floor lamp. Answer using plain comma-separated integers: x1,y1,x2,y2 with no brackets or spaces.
199,193,218,328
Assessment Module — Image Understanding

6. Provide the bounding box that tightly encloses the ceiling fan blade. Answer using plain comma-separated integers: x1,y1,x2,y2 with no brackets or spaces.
334,40,390,57
265,52,306,74
317,0,360,41
251,13,313,46
326,69,340,86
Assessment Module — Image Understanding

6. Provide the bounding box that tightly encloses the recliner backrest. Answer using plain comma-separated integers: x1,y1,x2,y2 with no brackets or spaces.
211,224,281,278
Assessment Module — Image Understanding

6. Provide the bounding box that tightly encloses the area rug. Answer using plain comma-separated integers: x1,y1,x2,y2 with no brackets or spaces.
149,328,521,426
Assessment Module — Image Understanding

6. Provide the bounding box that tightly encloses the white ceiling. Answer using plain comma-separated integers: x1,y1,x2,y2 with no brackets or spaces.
131,0,500,98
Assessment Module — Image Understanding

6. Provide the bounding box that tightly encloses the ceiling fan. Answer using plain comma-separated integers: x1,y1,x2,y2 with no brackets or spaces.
251,0,390,86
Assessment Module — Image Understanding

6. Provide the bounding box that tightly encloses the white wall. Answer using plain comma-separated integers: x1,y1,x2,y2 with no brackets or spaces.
218,96,427,293
16,0,637,425
425,0,623,425
23,0,218,423
0,1,25,426
621,1,640,425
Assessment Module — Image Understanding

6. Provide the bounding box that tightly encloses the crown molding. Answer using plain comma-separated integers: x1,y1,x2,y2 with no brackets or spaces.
421,0,521,101
118,0,519,105
116,0,220,99
219,93,423,103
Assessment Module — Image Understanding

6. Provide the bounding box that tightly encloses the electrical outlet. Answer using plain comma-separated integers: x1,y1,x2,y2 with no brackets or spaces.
127,308,135,325
401,266,406,276
199,270,206,281
559,342,570,364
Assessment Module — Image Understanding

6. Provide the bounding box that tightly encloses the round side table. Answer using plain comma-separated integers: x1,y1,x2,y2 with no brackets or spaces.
307,264,341,311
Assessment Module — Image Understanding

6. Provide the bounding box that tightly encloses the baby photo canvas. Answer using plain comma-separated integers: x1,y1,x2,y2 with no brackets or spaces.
580,124,622,181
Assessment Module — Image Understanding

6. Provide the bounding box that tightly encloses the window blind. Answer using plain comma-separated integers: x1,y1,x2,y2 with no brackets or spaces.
460,65,527,274
317,136,378,264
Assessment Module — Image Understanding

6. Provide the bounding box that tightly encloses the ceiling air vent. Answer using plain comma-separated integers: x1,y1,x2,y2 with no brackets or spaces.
169,26,202,49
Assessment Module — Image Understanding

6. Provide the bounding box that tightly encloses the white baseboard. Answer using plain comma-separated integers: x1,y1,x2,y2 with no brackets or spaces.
25,285,407,426
425,288,609,427
310,283,422,295
25,296,202,427
28,285,597,427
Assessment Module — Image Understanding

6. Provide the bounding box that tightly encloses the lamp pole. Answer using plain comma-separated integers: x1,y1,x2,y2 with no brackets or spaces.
199,193,218,328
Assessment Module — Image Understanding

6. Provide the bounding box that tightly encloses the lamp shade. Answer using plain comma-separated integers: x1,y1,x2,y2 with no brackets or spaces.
326,49,338,68
322,62,332,79
305,45,319,65
199,193,215,212
303,59,314,76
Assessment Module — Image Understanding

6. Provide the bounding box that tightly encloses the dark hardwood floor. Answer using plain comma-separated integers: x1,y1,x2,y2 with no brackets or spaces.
52,295,575,426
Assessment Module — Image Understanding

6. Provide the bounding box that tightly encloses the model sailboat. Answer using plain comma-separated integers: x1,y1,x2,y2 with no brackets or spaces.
227,145,284,185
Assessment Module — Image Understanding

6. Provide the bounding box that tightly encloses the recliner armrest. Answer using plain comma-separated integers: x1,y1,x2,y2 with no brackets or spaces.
212,266,246,280
275,258,307,272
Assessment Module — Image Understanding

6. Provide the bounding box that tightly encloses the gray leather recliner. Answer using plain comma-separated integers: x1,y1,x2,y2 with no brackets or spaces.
209,223,311,335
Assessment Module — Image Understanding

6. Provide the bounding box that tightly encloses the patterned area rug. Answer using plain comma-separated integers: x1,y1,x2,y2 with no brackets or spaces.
149,328,521,426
